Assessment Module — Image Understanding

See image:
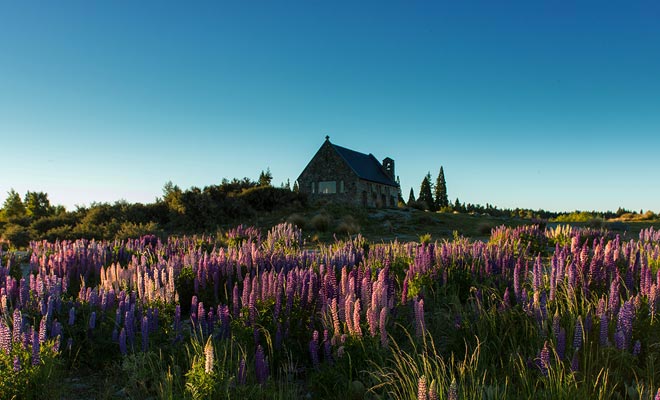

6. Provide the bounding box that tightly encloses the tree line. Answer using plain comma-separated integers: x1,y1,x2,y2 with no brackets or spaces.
0,169,305,248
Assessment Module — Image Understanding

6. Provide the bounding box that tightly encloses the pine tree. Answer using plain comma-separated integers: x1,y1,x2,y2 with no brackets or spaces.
419,174,435,211
292,181,299,193
258,168,273,187
434,166,449,209
407,188,416,205
2,189,26,219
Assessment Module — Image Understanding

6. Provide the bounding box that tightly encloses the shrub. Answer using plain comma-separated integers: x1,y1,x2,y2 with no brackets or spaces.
477,222,493,236
335,215,360,235
1,224,32,248
115,221,160,241
286,213,307,230
311,214,331,232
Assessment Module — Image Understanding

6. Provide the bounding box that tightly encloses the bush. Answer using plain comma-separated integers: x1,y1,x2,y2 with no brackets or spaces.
286,213,307,230
115,221,160,241
335,215,360,235
311,214,331,232
477,222,493,236
1,224,32,248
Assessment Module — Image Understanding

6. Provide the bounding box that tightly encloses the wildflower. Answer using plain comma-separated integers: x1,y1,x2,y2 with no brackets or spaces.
89,312,96,330
379,307,389,347
119,328,127,355
12,308,22,344
32,328,40,366
141,316,149,352
204,339,214,374
237,358,247,385
0,322,11,354
417,376,427,400
633,340,641,356
309,330,319,368
68,307,75,326
573,316,583,350
557,328,566,360
255,345,268,384
448,378,458,400
599,314,609,347
539,341,550,377
570,353,579,372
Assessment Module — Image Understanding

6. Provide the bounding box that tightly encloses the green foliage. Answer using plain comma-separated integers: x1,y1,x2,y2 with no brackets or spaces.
311,213,331,232
434,166,449,210
114,221,160,241
24,191,54,219
2,223,32,248
0,339,63,400
418,173,436,211
1,189,26,220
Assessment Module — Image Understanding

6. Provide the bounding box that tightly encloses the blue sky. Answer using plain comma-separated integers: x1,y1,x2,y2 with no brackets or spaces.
1,1,659,212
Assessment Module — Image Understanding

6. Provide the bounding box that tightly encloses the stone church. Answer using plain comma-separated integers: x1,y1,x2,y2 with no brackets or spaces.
297,136,399,208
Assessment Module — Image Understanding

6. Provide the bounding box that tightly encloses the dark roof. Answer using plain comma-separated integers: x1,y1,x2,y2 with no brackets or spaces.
331,143,398,187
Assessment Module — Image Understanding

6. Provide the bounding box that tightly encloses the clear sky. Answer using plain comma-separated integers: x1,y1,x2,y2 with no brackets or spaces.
1,1,659,213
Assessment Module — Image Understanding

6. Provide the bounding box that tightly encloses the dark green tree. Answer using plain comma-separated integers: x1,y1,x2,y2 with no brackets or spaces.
434,166,449,209
419,173,435,211
258,168,273,187
407,188,416,205
24,191,54,219
292,180,299,193
2,189,26,219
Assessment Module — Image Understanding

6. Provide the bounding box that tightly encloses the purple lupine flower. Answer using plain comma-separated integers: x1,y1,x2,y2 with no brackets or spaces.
323,329,332,364
650,285,657,319
0,322,11,354
174,304,181,337
401,276,409,305
309,330,319,368
654,388,660,400
573,316,583,350
633,340,641,356
232,283,240,318
88,312,96,331
379,307,389,347
237,358,247,385
119,328,127,355
204,339,214,374
353,299,362,337
448,378,458,400
255,344,269,384
141,315,149,352
32,328,40,366
39,317,47,343
501,287,511,311
414,298,426,337
557,328,566,360
13,355,20,372
417,376,427,400
12,308,22,344
570,352,579,372
599,313,608,347
616,300,634,350
552,311,561,339
539,341,550,377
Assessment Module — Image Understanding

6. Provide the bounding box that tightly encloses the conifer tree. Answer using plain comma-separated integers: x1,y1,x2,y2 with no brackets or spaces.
2,189,26,219
407,188,416,205
434,166,449,209
419,174,435,211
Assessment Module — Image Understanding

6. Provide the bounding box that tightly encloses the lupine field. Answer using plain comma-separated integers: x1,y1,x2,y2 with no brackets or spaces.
1,223,660,399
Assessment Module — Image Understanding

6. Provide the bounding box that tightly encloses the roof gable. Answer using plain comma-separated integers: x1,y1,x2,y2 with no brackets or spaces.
331,143,398,187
